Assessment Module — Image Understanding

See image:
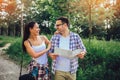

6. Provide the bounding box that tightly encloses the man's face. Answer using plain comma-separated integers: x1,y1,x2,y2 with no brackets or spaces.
55,20,65,34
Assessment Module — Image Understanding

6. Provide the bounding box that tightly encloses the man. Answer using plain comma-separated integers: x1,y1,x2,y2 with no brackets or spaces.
48,17,86,80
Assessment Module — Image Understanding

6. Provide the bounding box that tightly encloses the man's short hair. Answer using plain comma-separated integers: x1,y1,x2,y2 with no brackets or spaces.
57,17,70,27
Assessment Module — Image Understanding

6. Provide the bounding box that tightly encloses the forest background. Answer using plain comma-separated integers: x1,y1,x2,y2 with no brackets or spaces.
0,0,120,80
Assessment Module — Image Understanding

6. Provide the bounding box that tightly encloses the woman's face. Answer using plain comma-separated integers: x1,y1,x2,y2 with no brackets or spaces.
30,23,40,36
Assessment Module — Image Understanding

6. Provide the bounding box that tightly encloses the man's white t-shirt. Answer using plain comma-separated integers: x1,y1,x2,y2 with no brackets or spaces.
56,35,71,72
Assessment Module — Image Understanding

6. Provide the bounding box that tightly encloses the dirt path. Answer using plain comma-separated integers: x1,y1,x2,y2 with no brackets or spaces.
0,43,27,80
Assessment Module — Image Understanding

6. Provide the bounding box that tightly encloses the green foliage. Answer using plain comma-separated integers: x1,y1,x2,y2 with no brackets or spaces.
104,53,120,80
0,36,18,47
1,0,120,40
0,41,7,47
77,39,120,80
6,38,31,67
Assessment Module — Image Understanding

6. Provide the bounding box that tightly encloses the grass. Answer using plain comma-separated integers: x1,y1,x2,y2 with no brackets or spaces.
0,35,20,47
83,39,120,55
1,35,120,80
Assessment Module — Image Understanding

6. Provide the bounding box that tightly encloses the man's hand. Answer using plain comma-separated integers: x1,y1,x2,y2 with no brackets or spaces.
77,51,86,59
49,53,58,60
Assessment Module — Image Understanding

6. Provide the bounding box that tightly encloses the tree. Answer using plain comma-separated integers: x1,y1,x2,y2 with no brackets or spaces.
111,0,120,40
68,0,115,40
0,0,17,36
28,0,70,34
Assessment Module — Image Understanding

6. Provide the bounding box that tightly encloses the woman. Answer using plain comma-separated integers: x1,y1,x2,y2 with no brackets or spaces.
22,21,51,80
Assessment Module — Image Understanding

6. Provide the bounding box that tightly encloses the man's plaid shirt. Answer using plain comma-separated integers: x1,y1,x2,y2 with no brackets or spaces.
48,32,86,74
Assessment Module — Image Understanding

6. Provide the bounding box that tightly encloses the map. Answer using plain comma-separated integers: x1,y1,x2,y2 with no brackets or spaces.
54,47,82,59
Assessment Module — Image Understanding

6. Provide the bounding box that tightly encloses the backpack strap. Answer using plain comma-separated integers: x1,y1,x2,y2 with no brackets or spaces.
19,51,24,77
19,40,32,77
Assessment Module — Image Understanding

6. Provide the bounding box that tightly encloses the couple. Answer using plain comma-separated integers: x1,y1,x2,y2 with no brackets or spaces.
22,17,86,80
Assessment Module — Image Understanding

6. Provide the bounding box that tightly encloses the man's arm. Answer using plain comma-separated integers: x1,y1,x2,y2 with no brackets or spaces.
76,34,87,59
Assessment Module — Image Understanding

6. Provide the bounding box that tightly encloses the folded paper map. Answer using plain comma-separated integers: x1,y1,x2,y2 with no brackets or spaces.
54,47,82,59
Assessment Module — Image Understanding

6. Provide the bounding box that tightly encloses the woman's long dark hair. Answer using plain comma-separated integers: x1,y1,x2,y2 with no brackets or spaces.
22,21,36,52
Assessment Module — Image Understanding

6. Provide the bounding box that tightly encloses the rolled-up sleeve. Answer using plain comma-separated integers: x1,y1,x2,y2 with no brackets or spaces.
76,34,87,52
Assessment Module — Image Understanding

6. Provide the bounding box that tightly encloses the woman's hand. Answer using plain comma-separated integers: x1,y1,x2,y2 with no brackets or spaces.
49,53,58,60
54,30,60,34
